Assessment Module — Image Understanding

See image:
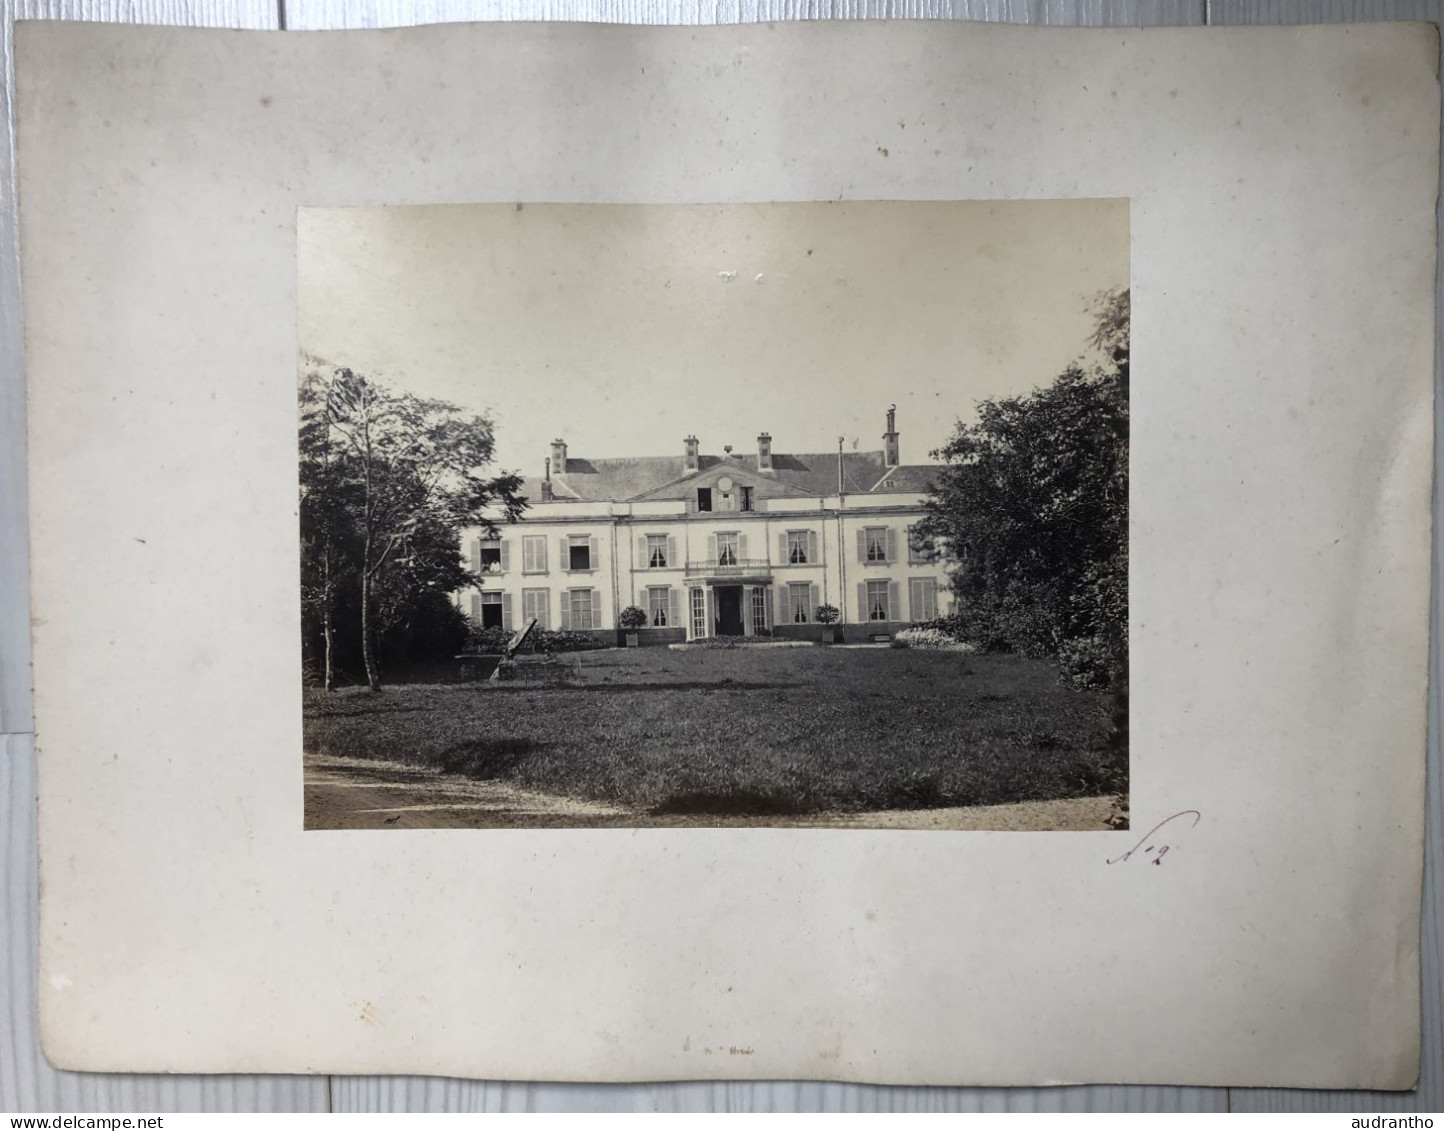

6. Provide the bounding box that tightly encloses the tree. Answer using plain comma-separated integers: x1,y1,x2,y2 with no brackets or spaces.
919,287,1128,690
300,367,527,691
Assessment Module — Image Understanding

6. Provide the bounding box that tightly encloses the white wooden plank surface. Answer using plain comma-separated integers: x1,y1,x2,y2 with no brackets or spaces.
1,0,1437,1113
1204,0,1444,1112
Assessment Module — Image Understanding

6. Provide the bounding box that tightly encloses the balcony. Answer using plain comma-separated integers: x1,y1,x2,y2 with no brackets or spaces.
685,558,772,580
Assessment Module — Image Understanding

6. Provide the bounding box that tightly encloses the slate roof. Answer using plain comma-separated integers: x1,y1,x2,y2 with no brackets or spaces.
516,450,940,504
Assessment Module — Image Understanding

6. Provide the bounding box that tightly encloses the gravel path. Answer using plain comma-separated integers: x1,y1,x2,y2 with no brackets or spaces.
305,754,1121,831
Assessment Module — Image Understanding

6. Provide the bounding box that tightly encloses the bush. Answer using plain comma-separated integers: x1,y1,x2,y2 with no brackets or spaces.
815,603,840,625
617,605,649,630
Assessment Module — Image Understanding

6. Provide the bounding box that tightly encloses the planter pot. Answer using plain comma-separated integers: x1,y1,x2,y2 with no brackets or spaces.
820,627,837,644
625,633,640,648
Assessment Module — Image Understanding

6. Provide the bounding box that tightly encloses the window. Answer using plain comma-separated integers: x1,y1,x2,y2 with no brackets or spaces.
647,534,668,568
648,587,670,627
480,590,503,628
697,487,713,512
751,587,767,633
569,589,596,630
789,582,811,623
739,486,754,512
787,531,809,565
523,535,548,574
867,579,890,621
522,588,549,630
568,535,592,571
865,528,888,562
909,577,938,623
690,587,707,638
717,532,739,566
479,538,502,573
907,525,936,564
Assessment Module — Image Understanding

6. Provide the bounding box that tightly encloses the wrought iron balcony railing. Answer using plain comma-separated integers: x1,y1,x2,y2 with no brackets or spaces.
684,558,772,578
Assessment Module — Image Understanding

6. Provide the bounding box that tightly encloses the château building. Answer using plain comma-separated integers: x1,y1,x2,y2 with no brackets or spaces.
460,408,953,644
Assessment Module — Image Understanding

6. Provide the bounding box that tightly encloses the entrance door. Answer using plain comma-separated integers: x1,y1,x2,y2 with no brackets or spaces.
715,586,744,636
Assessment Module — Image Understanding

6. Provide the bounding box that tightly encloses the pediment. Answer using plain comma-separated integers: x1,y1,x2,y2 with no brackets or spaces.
629,460,811,502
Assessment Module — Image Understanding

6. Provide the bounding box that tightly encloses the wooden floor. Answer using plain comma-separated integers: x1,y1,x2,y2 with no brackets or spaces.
2,0,1442,1113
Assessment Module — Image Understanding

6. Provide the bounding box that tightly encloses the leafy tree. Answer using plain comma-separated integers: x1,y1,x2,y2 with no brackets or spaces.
299,366,527,690
920,288,1128,691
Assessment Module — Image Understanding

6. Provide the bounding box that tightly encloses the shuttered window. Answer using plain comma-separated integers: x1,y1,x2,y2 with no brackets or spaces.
789,582,812,623
522,588,549,630
647,535,668,568
567,534,595,571
716,532,739,566
864,528,887,562
908,577,938,623
787,531,809,564
648,587,671,627
866,579,890,621
568,589,596,630
696,487,713,512
522,535,548,574
479,538,503,573
479,591,504,628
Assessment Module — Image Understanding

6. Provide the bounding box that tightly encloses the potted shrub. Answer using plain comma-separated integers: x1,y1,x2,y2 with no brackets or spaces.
815,603,840,644
618,604,648,647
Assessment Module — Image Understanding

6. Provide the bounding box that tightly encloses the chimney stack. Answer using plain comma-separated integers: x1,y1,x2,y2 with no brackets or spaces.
683,435,700,473
883,405,900,467
757,431,773,471
541,457,554,502
550,438,568,476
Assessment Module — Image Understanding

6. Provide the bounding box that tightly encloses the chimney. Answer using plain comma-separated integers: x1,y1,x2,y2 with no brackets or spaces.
757,432,773,471
683,435,699,473
541,457,553,502
883,404,900,468
550,438,568,476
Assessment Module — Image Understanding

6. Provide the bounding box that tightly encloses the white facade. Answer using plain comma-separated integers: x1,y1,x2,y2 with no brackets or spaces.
460,415,953,641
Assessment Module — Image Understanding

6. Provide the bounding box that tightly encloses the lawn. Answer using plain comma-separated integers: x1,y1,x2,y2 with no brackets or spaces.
302,646,1124,816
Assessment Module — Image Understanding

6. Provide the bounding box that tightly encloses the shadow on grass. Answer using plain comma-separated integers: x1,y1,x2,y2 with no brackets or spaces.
485,679,800,694
651,788,809,817
437,736,546,779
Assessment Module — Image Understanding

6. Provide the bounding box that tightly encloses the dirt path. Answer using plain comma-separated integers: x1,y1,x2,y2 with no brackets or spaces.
305,754,1120,831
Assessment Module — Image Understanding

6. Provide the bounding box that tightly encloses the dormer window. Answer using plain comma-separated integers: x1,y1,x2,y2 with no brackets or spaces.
697,487,713,512
739,486,754,512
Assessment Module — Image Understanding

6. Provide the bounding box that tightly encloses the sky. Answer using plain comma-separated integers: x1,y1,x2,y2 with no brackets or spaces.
297,200,1129,479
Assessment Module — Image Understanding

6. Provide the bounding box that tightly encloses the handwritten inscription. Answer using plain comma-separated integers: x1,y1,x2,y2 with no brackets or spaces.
1106,809,1200,866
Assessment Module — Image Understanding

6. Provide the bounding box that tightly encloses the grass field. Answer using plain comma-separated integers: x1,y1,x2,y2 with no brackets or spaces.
303,646,1124,817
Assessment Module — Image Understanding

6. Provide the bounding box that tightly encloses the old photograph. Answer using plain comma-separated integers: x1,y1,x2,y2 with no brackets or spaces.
298,201,1129,830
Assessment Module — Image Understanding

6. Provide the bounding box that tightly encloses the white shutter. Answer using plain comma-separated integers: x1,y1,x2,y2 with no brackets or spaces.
763,586,773,629
470,593,481,622
888,581,900,622
856,528,867,562
775,585,789,625
707,534,717,563
667,535,678,568
857,582,868,623
501,593,513,631
559,592,572,630
777,532,788,563
589,535,600,569
738,533,749,559
559,536,570,572
500,540,511,573
885,528,897,563
470,539,482,575
809,530,819,563
669,588,682,629
637,536,648,566
809,584,820,623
